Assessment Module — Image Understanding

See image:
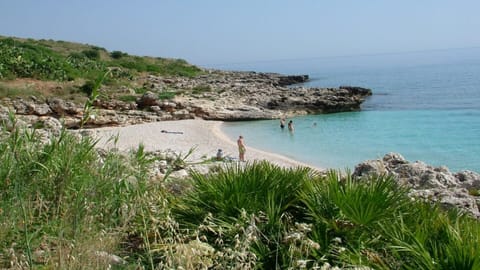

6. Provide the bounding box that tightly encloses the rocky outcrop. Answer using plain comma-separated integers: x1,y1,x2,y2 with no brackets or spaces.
137,91,159,108
170,71,371,120
275,74,309,86
47,98,82,115
354,153,480,219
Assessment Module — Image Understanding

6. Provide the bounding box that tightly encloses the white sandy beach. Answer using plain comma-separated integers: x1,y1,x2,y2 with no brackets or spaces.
90,119,320,170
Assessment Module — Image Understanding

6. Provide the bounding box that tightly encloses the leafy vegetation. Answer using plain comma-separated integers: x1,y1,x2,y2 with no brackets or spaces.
80,70,111,128
192,84,212,94
0,119,155,268
81,49,101,60
1,122,479,268
0,36,202,82
111,57,201,77
134,87,149,94
0,38,80,81
157,91,177,100
110,50,128,59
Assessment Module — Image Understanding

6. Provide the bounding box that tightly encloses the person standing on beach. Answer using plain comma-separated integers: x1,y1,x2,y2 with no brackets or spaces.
237,135,246,161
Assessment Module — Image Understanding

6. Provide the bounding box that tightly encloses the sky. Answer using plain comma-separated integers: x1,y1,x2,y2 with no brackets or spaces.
1,0,480,68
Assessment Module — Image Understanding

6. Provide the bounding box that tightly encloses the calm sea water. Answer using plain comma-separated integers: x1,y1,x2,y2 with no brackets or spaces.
216,48,480,172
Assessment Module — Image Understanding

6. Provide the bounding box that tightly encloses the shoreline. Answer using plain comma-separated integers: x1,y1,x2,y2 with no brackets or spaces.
213,121,321,170
89,119,322,171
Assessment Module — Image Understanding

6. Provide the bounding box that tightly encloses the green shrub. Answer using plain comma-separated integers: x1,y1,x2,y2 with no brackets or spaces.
171,162,314,268
110,50,126,59
80,80,95,96
110,57,202,77
0,37,202,82
173,162,312,225
134,87,148,94
381,204,480,269
91,45,106,51
0,38,108,81
0,38,70,80
67,52,86,60
82,49,100,60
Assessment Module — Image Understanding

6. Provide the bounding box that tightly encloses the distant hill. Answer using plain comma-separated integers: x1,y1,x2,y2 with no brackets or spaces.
0,36,202,82
0,35,203,100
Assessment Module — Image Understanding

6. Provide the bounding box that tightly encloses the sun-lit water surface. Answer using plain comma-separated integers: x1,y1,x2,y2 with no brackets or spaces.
220,48,480,172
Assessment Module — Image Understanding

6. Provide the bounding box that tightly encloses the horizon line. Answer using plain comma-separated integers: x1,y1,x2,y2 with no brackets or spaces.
204,45,480,67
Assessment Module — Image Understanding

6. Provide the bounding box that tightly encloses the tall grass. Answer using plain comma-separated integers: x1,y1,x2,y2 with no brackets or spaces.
0,116,158,268
382,204,480,269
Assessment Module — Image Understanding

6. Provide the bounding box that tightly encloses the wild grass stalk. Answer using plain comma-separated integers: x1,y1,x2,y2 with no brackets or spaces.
80,69,111,128
382,204,480,269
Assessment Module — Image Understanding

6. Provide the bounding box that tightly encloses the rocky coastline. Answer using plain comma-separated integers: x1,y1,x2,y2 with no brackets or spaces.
0,70,371,130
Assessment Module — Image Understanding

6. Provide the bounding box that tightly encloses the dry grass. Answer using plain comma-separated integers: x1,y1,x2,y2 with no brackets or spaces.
0,79,82,99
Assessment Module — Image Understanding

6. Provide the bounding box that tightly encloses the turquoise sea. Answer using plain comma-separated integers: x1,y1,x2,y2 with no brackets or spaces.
216,48,480,172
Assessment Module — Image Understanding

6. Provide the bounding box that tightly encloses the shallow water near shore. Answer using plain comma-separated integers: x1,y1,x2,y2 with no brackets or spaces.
219,48,480,172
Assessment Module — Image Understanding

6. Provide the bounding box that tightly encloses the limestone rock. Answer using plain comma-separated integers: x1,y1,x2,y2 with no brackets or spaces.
354,153,480,219
382,152,408,167
137,91,159,108
31,103,52,116
455,170,480,190
410,188,480,218
38,116,63,135
353,159,387,177
48,98,81,115
169,169,189,179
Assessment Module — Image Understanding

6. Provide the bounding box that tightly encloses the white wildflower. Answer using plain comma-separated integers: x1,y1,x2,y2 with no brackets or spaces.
306,239,320,250
296,222,312,233
296,259,308,268
284,232,303,243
